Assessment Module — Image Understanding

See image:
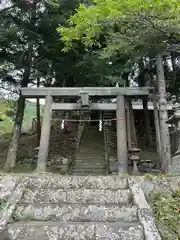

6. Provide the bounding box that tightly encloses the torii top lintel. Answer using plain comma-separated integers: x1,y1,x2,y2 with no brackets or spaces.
20,87,153,98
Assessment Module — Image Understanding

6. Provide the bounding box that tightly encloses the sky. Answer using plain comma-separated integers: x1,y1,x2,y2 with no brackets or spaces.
0,0,10,10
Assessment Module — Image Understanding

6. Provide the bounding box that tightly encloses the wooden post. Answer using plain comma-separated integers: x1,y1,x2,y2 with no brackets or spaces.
116,95,128,173
36,94,52,172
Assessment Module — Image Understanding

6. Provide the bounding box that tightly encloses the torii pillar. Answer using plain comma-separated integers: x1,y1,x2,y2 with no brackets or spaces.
36,94,52,172
116,95,128,173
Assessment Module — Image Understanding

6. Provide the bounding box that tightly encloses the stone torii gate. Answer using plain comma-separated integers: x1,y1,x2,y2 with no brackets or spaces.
21,87,152,173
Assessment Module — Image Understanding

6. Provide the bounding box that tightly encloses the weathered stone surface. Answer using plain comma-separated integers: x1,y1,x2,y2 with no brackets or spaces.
14,204,138,222
8,222,144,240
109,162,118,172
0,176,19,199
54,156,69,165
0,175,161,240
27,175,128,189
0,227,12,240
70,169,106,174
0,180,27,232
22,188,131,205
109,156,117,162
128,177,161,240
169,155,180,173
72,162,105,168
95,223,144,240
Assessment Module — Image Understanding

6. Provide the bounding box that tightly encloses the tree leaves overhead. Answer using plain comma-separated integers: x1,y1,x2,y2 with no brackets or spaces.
1,0,126,89
58,0,180,56
1,0,180,91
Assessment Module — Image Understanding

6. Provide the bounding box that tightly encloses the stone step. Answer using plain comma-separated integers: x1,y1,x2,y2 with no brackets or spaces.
75,156,104,159
77,147,104,150
71,169,106,174
75,161,105,164
78,149,104,152
75,156,105,160
75,159,105,162
14,204,138,222
21,188,132,205
8,221,144,240
72,163,105,168
27,176,128,189
71,166,106,170
71,172,106,176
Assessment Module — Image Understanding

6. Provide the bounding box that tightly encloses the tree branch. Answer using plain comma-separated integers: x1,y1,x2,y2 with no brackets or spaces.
138,13,168,35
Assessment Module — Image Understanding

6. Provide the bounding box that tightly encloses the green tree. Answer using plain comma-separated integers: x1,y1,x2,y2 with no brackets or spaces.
58,0,180,171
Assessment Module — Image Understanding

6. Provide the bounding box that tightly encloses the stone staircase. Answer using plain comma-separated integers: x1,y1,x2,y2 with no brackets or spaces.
0,174,161,240
5,175,147,240
71,125,106,175
103,111,117,158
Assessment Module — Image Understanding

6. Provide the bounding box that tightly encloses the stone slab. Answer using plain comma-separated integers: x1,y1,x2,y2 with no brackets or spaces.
27,176,128,189
0,180,28,232
71,173,106,176
14,204,138,222
169,155,180,173
70,169,106,173
128,177,161,240
109,162,118,172
0,176,19,199
72,162,105,168
8,221,144,240
22,189,131,205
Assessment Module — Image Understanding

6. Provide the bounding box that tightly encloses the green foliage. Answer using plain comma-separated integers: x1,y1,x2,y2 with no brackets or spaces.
59,0,180,57
0,100,13,133
151,189,180,239
0,198,7,211
22,101,43,131
0,100,43,134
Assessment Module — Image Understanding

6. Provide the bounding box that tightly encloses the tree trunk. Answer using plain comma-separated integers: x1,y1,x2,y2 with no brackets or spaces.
156,53,171,171
36,74,41,145
143,97,152,147
152,95,162,167
4,41,33,171
4,94,26,170
4,1,37,171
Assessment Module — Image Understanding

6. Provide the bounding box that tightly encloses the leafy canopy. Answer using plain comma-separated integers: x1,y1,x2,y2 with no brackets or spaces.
58,0,180,56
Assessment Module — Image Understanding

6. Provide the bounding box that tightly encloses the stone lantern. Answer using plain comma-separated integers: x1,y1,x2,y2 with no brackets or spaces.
166,96,180,173
128,148,141,175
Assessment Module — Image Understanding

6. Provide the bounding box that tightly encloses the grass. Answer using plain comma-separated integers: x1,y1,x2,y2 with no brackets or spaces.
151,189,180,239
0,100,43,134
0,101,13,133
